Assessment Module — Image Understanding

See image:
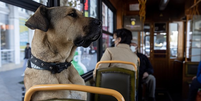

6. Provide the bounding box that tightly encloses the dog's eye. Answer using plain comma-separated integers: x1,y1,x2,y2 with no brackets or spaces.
68,13,77,18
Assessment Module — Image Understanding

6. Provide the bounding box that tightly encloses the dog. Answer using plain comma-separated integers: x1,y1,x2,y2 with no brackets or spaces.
24,5,101,101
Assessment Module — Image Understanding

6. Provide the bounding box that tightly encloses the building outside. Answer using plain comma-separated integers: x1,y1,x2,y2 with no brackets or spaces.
0,0,101,73
0,1,35,67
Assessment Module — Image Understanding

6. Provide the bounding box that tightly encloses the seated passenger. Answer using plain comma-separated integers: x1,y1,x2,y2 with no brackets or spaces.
130,42,156,101
188,61,201,101
93,28,138,77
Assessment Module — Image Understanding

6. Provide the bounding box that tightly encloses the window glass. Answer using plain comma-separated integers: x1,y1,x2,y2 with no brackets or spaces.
60,0,98,75
90,0,98,18
190,16,201,62
0,1,7,8
102,2,107,31
102,33,113,52
132,32,138,44
102,2,114,52
142,32,150,57
102,2,113,33
108,9,113,33
0,2,34,101
0,3,34,65
33,0,48,5
154,33,167,50
169,23,178,58
186,20,192,59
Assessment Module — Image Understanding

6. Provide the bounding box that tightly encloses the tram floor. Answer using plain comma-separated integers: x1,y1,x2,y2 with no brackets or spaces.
154,90,173,101
154,90,184,101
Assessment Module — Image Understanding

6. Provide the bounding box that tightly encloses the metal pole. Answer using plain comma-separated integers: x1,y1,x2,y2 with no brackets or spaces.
97,0,102,61
47,0,60,7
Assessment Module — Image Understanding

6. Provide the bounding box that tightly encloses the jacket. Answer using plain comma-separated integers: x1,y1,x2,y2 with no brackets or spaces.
136,52,154,80
93,44,138,77
24,47,31,59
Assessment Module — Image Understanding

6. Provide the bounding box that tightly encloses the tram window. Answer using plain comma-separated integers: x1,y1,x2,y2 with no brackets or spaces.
0,2,34,65
132,31,138,44
141,24,151,57
188,16,201,62
142,32,150,57
154,33,166,50
59,0,99,74
33,0,48,5
102,33,113,52
102,2,114,33
169,23,178,58
102,2,114,52
108,9,113,33
186,20,192,59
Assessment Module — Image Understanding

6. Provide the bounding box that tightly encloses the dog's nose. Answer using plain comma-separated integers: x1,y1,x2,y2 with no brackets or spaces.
93,19,102,26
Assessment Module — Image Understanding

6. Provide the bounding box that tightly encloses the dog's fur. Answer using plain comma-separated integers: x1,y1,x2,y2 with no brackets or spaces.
24,5,101,101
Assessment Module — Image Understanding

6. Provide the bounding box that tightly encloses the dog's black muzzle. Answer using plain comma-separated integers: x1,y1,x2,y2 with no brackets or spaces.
74,19,102,47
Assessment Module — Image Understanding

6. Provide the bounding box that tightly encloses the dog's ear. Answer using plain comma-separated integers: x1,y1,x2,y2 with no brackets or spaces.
25,5,49,32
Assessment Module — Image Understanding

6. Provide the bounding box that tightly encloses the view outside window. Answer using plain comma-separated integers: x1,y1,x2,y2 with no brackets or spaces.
102,2,114,52
169,23,178,58
186,20,192,59
33,0,47,5
142,32,151,57
154,33,167,50
0,1,34,67
0,2,36,101
102,2,113,33
60,0,99,75
108,9,113,33
141,24,151,57
102,33,113,52
190,16,201,61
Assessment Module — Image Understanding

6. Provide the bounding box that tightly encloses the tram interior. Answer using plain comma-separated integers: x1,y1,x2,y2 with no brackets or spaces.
0,0,201,101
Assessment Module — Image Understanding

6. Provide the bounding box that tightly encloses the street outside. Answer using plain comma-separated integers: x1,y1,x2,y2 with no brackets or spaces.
0,63,24,101
0,52,97,101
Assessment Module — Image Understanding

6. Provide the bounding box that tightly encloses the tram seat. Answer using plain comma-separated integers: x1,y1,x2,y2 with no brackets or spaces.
23,84,125,101
94,61,138,101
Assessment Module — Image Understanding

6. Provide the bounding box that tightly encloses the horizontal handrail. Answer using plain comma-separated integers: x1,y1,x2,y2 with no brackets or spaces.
24,84,125,101
95,60,138,78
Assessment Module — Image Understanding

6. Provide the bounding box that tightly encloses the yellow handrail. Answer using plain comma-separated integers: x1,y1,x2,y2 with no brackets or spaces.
24,84,125,101
95,60,138,78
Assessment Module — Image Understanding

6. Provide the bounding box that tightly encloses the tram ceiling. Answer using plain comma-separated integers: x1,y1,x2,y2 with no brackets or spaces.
146,0,185,21
111,0,187,21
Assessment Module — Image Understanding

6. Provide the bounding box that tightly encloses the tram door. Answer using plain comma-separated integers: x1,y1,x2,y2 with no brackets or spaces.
142,22,183,90
152,23,168,89
142,23,169,89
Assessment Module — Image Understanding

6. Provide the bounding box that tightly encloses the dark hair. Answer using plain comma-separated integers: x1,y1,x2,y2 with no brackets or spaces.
26,43,30,45
113,28,132,45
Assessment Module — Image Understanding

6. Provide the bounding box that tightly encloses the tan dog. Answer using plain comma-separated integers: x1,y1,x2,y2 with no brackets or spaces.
24,5,101,101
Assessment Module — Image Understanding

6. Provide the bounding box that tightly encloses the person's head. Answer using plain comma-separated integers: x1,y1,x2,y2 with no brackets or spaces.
113,28,132,46
130,41,138,53
26,43,30,48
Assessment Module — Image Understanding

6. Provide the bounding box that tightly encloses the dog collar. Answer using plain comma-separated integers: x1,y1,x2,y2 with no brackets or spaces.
28,54,71,74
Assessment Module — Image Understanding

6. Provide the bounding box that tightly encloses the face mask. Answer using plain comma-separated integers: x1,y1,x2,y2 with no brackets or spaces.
130,46,137,52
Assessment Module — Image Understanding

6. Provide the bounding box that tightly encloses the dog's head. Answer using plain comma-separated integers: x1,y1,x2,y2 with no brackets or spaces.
25,5,101,47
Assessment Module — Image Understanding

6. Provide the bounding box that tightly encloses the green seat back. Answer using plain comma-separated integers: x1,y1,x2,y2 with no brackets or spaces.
95,67,136,101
